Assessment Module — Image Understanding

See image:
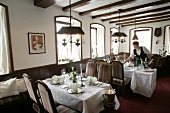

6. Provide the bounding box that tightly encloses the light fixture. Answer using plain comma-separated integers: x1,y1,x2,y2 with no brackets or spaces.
57,0,85,46
132,19,139,40
112,9,127,43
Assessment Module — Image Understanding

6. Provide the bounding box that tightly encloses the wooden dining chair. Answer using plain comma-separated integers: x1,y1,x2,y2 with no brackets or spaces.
84,60,97,77
151,54,161,69
37,80,79,113
96,60,105,76
111,61,130,96
22,73,43,113
97,62,112,84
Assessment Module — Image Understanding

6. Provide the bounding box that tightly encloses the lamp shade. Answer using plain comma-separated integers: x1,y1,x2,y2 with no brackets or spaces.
57,26,85,35
132,34,138,40
112,32,127,37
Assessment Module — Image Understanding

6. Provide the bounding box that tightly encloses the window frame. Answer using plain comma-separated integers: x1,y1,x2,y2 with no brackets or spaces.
163,24,170,54
110,27,119,55
129,27,153,53
0,3,14,73
169,27,170,54
90,23,105,58
91,27,97,58
54,16,83,65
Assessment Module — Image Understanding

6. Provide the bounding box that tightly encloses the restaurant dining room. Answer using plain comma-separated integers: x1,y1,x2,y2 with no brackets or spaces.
0,0,170,113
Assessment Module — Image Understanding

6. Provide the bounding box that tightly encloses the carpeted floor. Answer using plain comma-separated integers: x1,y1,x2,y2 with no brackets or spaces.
27,76,170,113
114,76,170,113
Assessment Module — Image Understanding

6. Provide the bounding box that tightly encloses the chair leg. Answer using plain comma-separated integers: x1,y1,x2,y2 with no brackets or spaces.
122,86,125,97
32,103,41,113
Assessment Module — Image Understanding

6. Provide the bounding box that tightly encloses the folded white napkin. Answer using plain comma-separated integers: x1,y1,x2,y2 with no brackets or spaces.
87,76,97,84
52,75,65,84
70,83,78,92
124,62,134,68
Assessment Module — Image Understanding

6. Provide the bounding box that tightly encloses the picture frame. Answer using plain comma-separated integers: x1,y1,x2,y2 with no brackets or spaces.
28,32,46,54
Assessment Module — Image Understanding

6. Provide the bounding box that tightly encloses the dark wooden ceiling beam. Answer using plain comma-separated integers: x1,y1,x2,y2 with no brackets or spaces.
109,10,170,23
121,18,170,27
79,0,136,16
34,0,55,8
92,0,170,19
116,15,170,25
102,5,170,22
62,0,91,12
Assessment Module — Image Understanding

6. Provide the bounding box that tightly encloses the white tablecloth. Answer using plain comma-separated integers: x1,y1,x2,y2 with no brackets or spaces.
124,68,157,98
124,67,137,78
43,80,120,113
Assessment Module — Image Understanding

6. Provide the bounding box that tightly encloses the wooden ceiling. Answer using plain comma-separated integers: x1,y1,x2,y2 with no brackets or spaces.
34,0,170,27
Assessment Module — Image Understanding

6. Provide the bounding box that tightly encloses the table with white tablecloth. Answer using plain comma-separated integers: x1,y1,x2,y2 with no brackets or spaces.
43,80,120,113
124,67,157,97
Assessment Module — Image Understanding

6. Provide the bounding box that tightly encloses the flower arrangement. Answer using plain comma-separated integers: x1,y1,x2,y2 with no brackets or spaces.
159,45,167,56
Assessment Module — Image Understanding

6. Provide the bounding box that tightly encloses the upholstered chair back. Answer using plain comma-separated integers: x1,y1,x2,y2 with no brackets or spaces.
151,55,161,68
111,61,124,80
97,62,112,84
37,80,57,113
85,60,97,77
23,73,42,113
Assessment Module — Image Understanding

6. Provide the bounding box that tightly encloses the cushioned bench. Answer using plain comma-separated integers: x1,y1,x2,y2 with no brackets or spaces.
0,92,32,113
0,74,32,113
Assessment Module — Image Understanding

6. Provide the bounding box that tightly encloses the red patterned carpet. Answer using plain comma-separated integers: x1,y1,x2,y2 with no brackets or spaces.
115,76,170,113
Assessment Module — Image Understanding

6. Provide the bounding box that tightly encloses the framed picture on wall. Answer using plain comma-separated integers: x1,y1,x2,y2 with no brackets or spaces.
28,32,46,54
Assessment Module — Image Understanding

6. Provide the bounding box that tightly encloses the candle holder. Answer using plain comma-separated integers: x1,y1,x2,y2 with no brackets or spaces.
80,63,84,87
80,74,85,87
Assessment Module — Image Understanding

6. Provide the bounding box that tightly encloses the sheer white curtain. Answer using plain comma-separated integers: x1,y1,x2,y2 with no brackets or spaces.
71,21,81,61
72,36,81,61
164,25,170,54
0,5,11,75
97,27,104,57
111,28,119,54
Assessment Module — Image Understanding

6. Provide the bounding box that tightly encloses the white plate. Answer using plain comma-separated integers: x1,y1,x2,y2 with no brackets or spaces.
124,67,130,70
143,69,154,72
82,78,87,81
67,88,84,94
50,81,63,85
98,83,109,88
46,78,52,82
60,85,68,89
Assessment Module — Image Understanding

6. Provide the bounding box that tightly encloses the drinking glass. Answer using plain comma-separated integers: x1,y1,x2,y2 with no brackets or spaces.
61,68,66,75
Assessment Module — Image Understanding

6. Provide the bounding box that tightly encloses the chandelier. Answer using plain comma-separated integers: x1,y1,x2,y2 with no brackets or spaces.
132,19,139,40
57,0,85,46
112,9,127,43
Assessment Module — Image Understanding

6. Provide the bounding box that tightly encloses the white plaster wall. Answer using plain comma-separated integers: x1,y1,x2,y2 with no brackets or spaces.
0,0,112,70
119,20,170,54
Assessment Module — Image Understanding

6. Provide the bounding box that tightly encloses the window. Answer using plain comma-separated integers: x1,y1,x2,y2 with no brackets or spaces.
169,27,170,53
129,27,153,53
110,27,119,54
91,28,97,58
0,4,13,75
164,25,170,54
90,23,105,58
55,16,82,65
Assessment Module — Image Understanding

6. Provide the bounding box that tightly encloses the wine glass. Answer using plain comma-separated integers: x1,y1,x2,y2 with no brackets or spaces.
61,68,66,75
